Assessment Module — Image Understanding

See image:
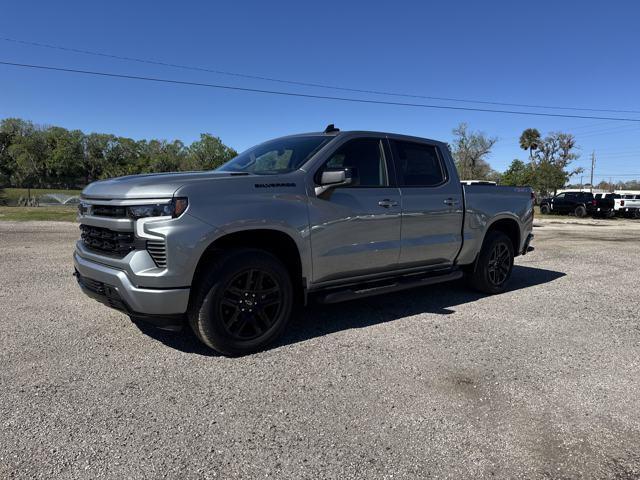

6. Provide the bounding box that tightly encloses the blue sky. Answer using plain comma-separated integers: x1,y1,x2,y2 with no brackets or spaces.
1,0,639,182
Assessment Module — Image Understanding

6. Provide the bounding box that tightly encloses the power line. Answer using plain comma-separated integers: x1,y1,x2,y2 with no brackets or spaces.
3,35,640,115
3,60,640,123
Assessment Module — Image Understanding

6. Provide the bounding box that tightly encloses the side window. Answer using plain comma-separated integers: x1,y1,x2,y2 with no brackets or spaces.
554,193,566,200
319,138,389,187
392,141,446,187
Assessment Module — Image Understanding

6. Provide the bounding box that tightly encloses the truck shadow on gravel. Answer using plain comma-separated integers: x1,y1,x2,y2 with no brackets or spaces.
136,265,565,356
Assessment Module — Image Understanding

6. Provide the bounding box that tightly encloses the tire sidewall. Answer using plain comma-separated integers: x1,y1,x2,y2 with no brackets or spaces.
191,250,294,355
472,232,514,294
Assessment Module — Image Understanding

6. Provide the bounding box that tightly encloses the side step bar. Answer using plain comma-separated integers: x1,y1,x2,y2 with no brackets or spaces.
316,270,464,304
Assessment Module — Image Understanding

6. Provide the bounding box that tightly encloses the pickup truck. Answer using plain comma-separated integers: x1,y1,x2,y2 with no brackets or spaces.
593,193,619,218
539,191,595,217
615,194,640,218
74,126,534,355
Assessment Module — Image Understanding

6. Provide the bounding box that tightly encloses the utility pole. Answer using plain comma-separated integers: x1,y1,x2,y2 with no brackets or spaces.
580,176,584,190
590,150,595,192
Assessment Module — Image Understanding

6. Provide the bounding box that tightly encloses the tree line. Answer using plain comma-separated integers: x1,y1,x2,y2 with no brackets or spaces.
451,123,591,197
0,118,237,190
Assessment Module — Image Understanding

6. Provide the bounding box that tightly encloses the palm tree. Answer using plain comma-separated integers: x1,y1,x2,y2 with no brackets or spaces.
519,128,541,168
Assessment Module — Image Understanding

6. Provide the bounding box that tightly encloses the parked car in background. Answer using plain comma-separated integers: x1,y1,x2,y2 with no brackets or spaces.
615,194,640,218
539,191,595,217
593,193,619,218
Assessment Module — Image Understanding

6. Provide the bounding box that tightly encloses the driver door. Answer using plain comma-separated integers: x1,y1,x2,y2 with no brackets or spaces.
551,193,566,213
307,137,401,284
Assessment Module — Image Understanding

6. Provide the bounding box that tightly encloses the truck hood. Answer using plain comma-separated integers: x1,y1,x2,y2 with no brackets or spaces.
82,171,245,200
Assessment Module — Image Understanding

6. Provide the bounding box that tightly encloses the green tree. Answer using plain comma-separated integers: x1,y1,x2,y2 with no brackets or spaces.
500,159,531,186
8,128,49,195
451,123,498,180
531,132,582,196
45,127,84,187
84,133,113,183
519,128,541,166
1,118,36,183
187,133,237,170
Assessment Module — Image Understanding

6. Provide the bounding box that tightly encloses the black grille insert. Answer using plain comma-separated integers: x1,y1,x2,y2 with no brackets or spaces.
80,224,135,256
90,205,128,218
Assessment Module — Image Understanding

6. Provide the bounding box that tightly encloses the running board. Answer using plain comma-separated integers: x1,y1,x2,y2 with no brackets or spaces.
315,270,464,304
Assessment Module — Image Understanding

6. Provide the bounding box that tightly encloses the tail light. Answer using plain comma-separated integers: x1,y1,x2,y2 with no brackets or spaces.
592,200,597,206
621,200,625,206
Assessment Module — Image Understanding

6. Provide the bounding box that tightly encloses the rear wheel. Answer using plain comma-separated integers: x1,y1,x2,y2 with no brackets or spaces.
634,209,640,219
467,231,514,294
540,204,551,215
574,205,587,218
188,249,294,356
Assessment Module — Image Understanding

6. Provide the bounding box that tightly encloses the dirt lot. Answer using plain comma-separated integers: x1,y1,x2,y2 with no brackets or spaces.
1,219,639,479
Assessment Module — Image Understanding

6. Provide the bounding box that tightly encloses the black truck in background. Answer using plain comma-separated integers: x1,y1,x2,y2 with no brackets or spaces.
539,192,618,218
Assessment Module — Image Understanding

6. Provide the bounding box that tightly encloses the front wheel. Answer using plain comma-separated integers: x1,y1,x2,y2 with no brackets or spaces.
540,204,551,215
466,231,514,294
188,249,294,356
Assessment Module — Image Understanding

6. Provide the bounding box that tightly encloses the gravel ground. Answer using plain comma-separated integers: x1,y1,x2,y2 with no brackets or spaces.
1,219,639,479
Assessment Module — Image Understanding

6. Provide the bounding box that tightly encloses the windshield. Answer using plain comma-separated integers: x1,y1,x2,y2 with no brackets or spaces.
217,135,332,174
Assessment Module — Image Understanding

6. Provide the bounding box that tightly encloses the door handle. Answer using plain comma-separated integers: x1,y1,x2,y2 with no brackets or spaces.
443,198,459,206
378,199,398,208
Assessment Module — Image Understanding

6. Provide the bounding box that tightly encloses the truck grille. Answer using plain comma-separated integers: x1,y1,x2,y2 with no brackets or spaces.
90,205,128,218
80,224,135,256
146,239,167,268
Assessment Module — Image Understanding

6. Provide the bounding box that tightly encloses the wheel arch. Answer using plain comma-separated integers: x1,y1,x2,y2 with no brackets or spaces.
483,217,521,256
190,228,306,304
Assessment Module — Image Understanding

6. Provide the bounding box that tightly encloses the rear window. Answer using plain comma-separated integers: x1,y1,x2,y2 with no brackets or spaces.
391,141,446,187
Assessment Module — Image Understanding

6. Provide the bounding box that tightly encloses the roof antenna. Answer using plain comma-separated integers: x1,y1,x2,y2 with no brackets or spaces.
324,124,340,133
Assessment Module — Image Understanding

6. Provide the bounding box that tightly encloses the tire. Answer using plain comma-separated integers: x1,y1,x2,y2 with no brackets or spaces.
466,231,514,295
634,210,640,220
188,249,294,356
540,204,551,215
574,205,587,218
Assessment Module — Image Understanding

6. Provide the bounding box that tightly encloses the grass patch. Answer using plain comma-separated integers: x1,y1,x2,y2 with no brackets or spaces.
4,187,82,205
0,206,77,222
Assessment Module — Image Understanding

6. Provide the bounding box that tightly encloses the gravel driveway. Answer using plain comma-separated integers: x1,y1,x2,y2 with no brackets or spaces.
1,219,639,479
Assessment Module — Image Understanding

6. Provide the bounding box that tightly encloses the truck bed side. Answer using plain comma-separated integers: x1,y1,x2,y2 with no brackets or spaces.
456,184,534,265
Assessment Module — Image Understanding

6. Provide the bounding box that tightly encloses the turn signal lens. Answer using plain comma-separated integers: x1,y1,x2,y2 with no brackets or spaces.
173,198,188,217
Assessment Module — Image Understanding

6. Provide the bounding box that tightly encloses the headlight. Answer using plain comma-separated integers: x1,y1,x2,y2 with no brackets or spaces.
127,198,188,219
78,202,90,215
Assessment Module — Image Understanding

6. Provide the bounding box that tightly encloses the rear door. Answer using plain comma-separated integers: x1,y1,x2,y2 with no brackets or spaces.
389,139,464,268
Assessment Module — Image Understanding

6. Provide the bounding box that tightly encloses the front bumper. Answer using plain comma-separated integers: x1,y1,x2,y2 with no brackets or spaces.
74,252,190,318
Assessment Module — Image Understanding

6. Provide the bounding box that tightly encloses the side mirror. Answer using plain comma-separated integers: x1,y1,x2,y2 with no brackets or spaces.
315,168,352,196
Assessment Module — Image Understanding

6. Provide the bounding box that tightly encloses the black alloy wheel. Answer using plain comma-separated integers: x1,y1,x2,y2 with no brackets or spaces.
219,269,284,341
487,241,511,286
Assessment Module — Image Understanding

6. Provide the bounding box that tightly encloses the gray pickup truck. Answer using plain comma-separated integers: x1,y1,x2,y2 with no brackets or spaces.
75,126,534,355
